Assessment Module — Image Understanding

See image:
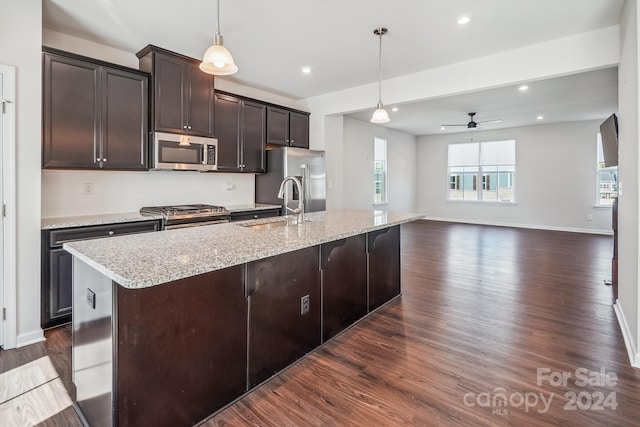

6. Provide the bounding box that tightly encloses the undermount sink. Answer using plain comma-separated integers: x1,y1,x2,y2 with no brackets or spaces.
238,216,318,230
240,220,289,230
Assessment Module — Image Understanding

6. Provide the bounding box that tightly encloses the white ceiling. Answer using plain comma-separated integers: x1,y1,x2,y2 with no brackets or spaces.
346,67,619,135
42,0,624,136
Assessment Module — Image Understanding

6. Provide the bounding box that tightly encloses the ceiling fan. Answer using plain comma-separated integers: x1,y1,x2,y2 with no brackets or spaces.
441,112,503,129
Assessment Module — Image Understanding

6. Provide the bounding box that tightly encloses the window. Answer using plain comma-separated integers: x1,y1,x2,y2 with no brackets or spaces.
374,137,387,204
447,140,515,202
596,133,617,206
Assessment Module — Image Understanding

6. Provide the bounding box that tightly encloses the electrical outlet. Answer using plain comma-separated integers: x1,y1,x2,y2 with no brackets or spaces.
300,294,310,315
87,289,96,309
83,182,94,195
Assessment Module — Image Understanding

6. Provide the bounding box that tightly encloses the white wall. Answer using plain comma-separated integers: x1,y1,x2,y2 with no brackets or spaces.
321,115,344,209
342,117,416,212
616,0,640,367
42,171,253,217
417,121,612,233
0,0,43,346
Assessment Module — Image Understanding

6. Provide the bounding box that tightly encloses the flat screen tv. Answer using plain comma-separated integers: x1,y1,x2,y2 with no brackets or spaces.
600,113,619,168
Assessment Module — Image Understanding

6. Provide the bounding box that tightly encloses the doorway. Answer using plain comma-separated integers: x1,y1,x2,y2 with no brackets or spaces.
1,64,17,349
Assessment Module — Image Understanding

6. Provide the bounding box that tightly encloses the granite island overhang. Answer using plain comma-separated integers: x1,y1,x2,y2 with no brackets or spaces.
64,209,424,427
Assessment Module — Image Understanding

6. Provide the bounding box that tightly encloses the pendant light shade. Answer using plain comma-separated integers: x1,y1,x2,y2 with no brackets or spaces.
371,103,391,123
200,0,238,75
370,27,390,124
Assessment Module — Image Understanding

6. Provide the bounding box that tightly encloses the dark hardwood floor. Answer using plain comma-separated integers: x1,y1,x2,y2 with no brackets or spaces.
205,221,640,426
3,220,639,426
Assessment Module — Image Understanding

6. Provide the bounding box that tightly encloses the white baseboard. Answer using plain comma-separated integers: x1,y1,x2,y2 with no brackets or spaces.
16,329,45,348
419,216,613,236
613,301,640,368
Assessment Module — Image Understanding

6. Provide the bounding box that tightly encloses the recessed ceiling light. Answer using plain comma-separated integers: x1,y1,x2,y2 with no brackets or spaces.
457,15,470,25
392,107,398,112
441,126,446,130
302,66,312,74
537,115,544,120
519,85,529,92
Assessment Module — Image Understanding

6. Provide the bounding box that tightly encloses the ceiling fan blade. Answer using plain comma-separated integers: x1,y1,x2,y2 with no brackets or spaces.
477,119,503,124
441,124,468,127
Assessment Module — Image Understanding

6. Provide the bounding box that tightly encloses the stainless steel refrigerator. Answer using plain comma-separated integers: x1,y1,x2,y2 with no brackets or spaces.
255,147,326,215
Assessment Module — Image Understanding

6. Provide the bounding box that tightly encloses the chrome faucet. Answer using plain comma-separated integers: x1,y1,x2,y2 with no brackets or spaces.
277,176,304,224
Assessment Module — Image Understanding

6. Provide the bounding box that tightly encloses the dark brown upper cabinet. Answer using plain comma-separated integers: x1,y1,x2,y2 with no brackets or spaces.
215,92,266,173
137,45,215,138
42,49,149,170
267,106,310,148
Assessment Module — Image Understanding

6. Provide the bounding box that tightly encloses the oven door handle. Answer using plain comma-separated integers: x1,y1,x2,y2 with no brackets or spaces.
165,219,230,230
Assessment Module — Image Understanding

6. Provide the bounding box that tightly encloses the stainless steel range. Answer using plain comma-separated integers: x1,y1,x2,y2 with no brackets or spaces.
140,204,230,230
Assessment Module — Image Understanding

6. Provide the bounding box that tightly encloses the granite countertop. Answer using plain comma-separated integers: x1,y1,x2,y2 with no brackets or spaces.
41,205,280,229
225,203,281,212
42,212,164,230
64,209,424,289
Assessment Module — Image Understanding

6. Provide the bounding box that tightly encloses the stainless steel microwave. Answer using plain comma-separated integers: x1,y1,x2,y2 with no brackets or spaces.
151,132,218,171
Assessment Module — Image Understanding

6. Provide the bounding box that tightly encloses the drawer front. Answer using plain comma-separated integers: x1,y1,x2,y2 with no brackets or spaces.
230,209,280,222
49,220,161,247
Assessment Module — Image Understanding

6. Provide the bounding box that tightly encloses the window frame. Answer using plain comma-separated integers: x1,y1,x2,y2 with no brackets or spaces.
446,140,516,203
373,137,387,205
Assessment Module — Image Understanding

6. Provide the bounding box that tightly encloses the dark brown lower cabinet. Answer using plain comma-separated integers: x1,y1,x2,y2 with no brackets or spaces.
116,266,247,427
247,246,321,388
47,248,73,323
368,226,401,310
41,220,161,329
321,235,368,341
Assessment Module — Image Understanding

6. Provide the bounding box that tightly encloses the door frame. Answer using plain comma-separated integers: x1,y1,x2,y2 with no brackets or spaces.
1,64,17,349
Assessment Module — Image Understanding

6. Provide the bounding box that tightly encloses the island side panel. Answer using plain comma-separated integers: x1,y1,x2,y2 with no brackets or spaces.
320,235,368,342
247,246,321,388
116,266,247,427
72,258,114,427
367,226,401,311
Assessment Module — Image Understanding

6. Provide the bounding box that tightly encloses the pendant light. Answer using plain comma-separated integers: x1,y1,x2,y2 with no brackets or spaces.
200,0,238,75
370,27,390,124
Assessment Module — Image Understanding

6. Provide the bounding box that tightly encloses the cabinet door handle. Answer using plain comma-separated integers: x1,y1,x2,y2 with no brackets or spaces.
96,157,101,161
108,231,115,236
253,214,258,219
290,139,294,143
103,158,107,162
187,125,192,130
183,125,187,129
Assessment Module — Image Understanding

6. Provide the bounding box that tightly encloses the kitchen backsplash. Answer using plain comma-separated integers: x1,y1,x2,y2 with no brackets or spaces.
42,170,255,217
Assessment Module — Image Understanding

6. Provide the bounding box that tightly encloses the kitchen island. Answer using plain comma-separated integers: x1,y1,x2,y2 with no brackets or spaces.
64,209,423,427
